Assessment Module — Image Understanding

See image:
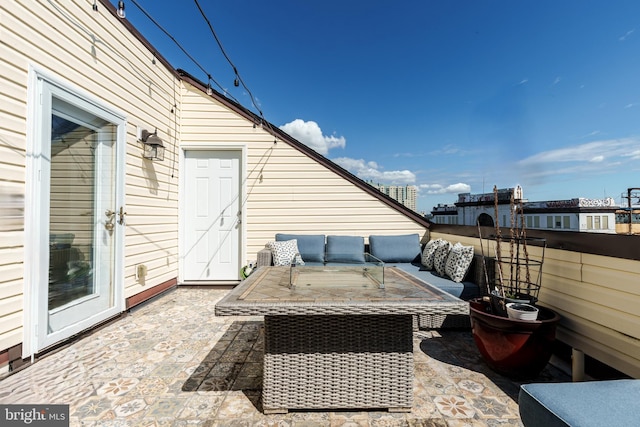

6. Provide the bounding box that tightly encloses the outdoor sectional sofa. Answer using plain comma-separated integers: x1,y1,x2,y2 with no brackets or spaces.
257,233,492,328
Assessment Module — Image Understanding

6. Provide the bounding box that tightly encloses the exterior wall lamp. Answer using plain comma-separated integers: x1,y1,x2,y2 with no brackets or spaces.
139,129,165,161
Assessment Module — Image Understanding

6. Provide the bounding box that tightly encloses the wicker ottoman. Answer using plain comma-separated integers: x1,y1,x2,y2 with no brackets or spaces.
262,314,414,413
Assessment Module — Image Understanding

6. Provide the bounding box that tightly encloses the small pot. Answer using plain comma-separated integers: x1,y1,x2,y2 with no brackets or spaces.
490,290,537,317
506,302,539,321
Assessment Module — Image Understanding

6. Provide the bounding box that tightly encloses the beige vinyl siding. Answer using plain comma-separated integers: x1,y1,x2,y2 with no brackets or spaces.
181,84,428,261
0,0,29,350
0,0,181,352
543,251,640,378
432,230,640,378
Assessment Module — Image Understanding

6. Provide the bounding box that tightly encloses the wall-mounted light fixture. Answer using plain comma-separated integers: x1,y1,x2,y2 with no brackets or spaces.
139,129,165,161
117,1,126,18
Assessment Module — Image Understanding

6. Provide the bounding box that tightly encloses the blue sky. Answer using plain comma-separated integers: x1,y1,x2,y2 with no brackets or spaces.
113,0,640,212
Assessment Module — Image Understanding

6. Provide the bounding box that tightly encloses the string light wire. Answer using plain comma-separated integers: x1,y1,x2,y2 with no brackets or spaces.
192,0,263,119
123,0,279,143
128,0,237,103
191,0,279,143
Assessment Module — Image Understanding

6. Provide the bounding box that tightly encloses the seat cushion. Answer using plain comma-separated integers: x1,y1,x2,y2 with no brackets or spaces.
519,379,640,427
276,233,325,263
369,234,421,263
326,235,365,263
391,263,480,299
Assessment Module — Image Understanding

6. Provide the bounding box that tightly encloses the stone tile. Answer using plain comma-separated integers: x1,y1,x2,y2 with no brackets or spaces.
0,288,570,426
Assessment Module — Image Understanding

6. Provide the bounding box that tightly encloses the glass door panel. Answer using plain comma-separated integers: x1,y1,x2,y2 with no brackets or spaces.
44,95,116,338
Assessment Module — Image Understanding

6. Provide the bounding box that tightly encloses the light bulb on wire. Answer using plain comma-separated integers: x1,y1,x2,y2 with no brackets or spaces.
117,1,126,18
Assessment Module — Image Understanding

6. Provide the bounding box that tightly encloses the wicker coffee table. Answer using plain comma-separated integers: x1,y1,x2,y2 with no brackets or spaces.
215,264,467,413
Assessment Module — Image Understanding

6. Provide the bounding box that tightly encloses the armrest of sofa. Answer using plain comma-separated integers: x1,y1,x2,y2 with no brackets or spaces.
257,248,273,267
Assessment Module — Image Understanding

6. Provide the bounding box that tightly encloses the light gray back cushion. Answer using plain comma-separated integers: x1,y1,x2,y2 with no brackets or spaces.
276,233,326,263
326,235,365,263
369,234,421,263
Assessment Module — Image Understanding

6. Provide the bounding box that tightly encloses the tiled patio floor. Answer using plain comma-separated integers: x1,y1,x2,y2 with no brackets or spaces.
0,287,570,426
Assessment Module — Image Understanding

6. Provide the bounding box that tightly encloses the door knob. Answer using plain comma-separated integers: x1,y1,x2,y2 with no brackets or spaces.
105,209,115,231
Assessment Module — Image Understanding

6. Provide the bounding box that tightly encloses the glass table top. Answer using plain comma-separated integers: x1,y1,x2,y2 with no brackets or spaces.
289,253,385,289
215,263,468,317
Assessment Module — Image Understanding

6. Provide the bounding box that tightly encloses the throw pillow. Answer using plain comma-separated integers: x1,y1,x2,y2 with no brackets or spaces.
266,239,305,266
445,242,475,282
433,240,452,276
421,238,444,270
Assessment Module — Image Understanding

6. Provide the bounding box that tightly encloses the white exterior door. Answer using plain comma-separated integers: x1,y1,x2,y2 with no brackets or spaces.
183,150,241,281
29,73,125,352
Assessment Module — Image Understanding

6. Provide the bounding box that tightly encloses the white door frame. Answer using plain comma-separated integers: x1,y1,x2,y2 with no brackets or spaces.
23,66,126,357
179,144,247,283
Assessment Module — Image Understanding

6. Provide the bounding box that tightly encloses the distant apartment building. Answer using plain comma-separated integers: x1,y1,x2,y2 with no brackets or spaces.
367,181,417,211
431,204,459,225
615,208,640,234
431,187,619,234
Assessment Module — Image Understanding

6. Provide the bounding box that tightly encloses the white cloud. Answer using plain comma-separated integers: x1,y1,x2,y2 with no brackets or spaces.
625,150,640,160
518,138,640,166
279,119,346,155
419,183,471,195
620,29,635,41
332,157,415,184
579,130,601,139
513,137,640,184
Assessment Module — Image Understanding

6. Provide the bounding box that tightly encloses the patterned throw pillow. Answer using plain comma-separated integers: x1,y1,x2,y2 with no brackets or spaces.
433,240,452,276
421,238,444,270
266,239,305,266
445,242,475,283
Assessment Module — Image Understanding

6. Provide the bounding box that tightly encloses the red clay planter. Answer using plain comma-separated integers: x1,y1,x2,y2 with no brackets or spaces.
469,298,561,379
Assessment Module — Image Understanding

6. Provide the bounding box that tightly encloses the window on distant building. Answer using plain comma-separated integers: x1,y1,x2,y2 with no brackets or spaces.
526,216,532,228
602,215,609,229
594,216,601,229
547,216,553,228
555,216,562,228
534,216,540,228
563,216,571,229
586,216,593,229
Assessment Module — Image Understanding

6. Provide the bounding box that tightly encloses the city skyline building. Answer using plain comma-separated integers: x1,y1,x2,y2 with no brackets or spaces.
430,187,620,234
367,181,417,212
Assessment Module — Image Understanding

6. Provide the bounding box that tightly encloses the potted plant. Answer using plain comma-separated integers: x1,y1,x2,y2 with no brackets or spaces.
488,185,546,315
470,186,560,379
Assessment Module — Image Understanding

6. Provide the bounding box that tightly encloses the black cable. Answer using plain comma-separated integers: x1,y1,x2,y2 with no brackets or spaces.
128,0,239,103
192,0,264,119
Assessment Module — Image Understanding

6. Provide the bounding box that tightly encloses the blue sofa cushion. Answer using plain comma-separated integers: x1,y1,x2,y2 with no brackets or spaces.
369,234,421,263
276,233,325,263
326,235,365,263
392,263,479,299
519,379,640,427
